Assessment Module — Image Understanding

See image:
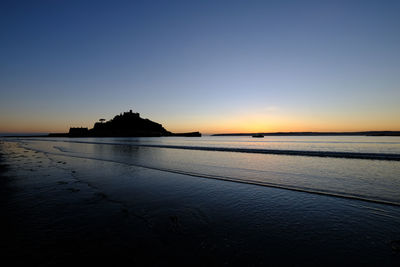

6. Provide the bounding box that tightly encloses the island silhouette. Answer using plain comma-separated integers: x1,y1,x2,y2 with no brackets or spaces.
2,110,399,138
50,110,201,137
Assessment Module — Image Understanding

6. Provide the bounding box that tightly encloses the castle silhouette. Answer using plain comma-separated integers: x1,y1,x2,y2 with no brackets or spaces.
63,110,200,137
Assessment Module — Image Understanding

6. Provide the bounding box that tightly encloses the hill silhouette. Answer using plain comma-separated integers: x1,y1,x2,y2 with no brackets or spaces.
49,110,201,137
89,110,170,137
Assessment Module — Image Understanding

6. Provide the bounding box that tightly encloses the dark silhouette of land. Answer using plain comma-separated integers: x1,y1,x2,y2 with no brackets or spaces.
1,110,399,138
48,110,201,137
213,131,400,137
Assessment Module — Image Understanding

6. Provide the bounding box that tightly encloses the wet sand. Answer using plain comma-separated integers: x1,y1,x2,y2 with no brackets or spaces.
1,140,400,266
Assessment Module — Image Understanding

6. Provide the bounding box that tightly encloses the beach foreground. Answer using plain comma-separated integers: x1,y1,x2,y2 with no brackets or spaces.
1,140,400,266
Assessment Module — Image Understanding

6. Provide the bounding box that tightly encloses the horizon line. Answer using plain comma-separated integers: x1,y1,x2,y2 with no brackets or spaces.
2,130,400,137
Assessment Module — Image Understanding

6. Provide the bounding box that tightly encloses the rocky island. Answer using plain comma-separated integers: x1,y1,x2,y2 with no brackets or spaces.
49,110,201,137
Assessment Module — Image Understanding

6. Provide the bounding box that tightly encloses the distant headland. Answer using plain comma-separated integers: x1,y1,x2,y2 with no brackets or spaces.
213,131,400,137
48,110,201,137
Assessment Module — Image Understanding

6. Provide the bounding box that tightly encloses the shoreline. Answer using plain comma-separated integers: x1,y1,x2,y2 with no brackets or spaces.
11,140,400,207
9,137,400,161
1,140,400,265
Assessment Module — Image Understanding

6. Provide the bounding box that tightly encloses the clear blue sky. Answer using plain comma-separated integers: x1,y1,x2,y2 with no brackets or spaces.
1,0,399,133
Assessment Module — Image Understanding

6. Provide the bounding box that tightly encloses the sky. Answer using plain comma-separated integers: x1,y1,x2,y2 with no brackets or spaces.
1,0,399,134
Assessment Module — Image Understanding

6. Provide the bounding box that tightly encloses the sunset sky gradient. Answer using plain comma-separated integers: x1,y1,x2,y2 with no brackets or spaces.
1,0,399,134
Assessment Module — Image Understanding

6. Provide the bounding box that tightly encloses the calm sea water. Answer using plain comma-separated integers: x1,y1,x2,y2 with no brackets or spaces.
9,136,400,205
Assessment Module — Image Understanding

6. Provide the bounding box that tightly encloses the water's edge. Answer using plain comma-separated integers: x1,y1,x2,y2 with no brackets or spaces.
17,141,400,207
15,138,400,161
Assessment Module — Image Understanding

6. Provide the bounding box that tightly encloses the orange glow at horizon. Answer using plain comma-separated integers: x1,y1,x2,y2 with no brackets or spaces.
166,113,400,134
1,110,399,134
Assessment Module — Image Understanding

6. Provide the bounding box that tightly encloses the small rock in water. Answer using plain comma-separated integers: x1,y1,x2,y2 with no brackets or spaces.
170,215,178,223
121,208,129,214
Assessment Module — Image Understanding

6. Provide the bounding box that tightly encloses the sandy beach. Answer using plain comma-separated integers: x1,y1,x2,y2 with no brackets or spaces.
1,139,400,266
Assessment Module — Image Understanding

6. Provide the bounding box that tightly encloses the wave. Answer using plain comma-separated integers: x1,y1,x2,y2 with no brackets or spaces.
17,142,400,207
129,144,400,161
14,138,400,161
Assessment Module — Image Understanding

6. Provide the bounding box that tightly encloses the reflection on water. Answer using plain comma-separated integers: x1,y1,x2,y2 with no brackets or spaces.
24,135,400,153
3,139,400,266
15,137,400,206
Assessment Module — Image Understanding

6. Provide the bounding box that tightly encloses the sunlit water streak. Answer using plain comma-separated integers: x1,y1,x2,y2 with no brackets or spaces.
8,136,400,206
21,135,400,153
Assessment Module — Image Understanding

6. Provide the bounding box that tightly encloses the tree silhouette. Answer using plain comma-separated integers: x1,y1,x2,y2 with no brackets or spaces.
99,118,106,123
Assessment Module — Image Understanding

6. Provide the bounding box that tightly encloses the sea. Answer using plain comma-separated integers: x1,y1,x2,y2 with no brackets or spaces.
2,135,400,265
10,135,400,206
